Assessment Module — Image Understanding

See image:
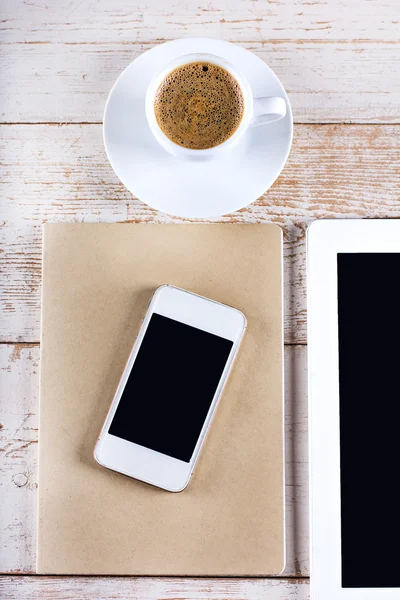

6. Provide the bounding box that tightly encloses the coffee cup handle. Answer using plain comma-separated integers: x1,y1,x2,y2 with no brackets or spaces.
251,97,287,127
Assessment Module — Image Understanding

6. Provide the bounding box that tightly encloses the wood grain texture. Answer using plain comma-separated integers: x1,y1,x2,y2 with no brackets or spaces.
0,575,310,600
0,344,39,574
2,0,399,42
0,344,308,577
1,123,400,344
0,0,399,123
1,0,397,595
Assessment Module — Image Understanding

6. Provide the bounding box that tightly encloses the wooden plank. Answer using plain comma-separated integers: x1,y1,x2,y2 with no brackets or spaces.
2,0,399,43
0,344,308,576
2,123,400,344
1,42,399,124
0,0,399,123
0,575,310,600
0,344,39,574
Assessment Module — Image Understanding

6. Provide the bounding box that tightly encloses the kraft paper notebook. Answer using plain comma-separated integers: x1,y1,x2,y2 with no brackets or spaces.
38,223,284,575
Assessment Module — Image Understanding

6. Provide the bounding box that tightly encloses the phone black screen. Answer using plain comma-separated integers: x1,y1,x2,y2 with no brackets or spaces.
108,313,233,463
338,253,400,588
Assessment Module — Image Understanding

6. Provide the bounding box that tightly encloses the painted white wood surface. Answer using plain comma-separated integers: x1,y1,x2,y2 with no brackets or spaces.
0,344,308,577
0,0,399,123
0,575,310,600
1,0,398,597
1,124,400,344
0,344,39,574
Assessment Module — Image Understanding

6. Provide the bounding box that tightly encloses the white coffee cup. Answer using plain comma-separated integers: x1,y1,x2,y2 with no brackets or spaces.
145,52,287,161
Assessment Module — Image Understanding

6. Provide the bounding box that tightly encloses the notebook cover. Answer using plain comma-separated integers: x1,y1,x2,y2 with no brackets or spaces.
38,223,284,575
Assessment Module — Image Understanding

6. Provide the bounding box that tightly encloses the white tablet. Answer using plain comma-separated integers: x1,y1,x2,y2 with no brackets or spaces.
308,219,400,599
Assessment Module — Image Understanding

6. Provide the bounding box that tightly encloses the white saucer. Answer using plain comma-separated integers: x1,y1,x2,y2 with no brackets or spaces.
103,38,293,218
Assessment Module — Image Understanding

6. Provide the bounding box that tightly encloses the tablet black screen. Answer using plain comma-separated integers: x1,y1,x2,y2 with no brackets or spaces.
338,253,400,588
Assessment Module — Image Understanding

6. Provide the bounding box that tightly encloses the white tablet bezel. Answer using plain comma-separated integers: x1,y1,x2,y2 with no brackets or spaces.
307,219,400,599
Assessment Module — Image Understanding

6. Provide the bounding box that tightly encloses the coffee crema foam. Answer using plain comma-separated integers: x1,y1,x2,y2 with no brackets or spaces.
154,62,245,150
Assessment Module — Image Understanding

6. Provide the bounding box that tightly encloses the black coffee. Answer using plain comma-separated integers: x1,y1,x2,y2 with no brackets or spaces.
154,62,245,150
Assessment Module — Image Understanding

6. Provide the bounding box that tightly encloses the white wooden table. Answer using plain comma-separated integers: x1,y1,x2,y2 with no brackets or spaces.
1,1,399,598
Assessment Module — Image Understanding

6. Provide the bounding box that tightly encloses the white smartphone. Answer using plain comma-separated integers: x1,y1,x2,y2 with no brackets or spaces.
94,285,246,492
